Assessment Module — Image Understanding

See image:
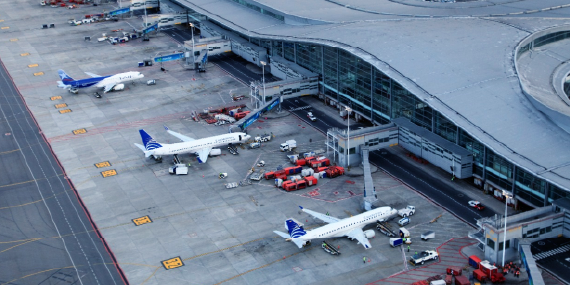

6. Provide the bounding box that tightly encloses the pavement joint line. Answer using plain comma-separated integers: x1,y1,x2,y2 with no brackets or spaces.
0,148,19,155
0,266,77,285
140,267,161,285
0,238,42,254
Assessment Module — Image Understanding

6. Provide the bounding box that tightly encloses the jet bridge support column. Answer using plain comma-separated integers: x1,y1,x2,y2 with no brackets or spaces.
361,146,378,211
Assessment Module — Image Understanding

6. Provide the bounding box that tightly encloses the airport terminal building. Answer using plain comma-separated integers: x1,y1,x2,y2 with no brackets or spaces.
169,0,570,209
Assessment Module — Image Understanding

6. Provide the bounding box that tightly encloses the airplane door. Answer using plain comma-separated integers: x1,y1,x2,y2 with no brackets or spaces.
239,135,242,141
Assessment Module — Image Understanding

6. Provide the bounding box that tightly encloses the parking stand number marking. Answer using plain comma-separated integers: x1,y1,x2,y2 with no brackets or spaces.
161,257,184,270
132,216,152,226
101,169,117,177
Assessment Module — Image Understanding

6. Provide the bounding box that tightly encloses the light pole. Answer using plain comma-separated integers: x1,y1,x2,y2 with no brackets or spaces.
346,106,352,167
189,23,195,69
502,190,510,267
260,61,266,105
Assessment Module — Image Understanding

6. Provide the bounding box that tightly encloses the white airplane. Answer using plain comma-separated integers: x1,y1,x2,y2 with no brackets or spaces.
134,126,250,163
56,69,144,94
274,206,398,249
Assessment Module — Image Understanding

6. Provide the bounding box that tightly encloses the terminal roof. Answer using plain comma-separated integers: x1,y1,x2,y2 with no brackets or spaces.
178,0,570,190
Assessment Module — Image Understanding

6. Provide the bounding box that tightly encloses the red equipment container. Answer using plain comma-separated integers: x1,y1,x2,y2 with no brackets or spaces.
468,255,481,269
473,269,487,282
309,158,330,168
296,156,316,166
446,266,462,276
325,166,344,178
304,176,318,186
284,180,307,192
316,166,328,172
454,275,469,285
490,272,506,283
234,111,250,120
444,275,452,285
284,166,302,175
265,170,286,180
479,260,498,276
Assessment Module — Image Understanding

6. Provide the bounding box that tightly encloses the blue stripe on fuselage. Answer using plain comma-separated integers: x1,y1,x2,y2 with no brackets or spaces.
64,76,111,89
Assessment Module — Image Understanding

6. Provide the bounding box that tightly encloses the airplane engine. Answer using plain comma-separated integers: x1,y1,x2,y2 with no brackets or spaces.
113,83,125,91
364,230,376,239
303,240,311,247
209,148,221,157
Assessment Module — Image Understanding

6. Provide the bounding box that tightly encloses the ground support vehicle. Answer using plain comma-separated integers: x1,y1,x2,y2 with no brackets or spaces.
250,172,263,181
376,221,396,237
389,238,411,247
280,140,297,151
398,205,416,217
421,231,435,240
254,134,271,142
410,250,439,265
169,164,188,175
225,182,238,189
398,217,410,226
321,241,340,255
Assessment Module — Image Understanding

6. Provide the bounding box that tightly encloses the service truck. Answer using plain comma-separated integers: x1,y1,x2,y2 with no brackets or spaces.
410,250,439,265
280,140,297,152
398,205,416,217
254,134,271,143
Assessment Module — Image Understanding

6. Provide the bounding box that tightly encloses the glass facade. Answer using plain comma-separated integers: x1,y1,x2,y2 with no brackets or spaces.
515,167,546,207
485,148,513,191
199,23,569,207
295,43,322,74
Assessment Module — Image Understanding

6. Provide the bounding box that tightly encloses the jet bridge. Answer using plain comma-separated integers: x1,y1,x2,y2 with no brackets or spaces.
361,146,378,211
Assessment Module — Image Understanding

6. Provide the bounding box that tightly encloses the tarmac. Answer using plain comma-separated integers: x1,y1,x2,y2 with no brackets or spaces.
0,3,514,285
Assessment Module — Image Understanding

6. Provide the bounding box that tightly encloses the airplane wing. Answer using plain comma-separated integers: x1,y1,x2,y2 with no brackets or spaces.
85,71,102,78
164,126,195,142
346,228,372,249
300,206,341,224
103,83,116,93
195,147,211,163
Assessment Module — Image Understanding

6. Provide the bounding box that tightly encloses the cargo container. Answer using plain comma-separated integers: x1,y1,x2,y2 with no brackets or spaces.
285,166,302,174
264,169,286,180
304,176,318,186
309,158,330,168
325,166,344,178
454,275,469,285
479,260,498,276
234,111,250,120
444,275,452,285
469,255,481,269
316,166,329,172
473,269,487,282
284,180,307,192
446,266,462,276
301,168,315,177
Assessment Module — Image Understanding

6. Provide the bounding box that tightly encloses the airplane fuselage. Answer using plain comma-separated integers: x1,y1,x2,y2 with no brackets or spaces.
307,207,397,239
61,72,143,89
151,132,248,156
95,72,144,88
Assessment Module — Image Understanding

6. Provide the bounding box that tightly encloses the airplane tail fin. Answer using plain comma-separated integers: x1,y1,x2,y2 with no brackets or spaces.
285,219,307,238
58,70,74,82
139,129,163,151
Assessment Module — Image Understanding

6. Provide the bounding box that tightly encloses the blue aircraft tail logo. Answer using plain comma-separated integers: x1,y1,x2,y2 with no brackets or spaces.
58,70,74,83
285,219,306,238
139,129,162,151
